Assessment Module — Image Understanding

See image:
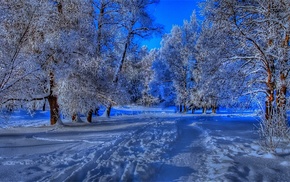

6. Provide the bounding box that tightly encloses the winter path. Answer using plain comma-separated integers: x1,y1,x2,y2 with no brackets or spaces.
0,114,290,181
154,118,206,181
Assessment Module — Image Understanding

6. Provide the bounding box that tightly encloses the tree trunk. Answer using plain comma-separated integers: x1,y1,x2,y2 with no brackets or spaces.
202,107,206,114
42,99,46,111
87,109,93,123
276,72,287,123
96,2,105,57
212,106,217,114
276,33,289,120
95,107,100,116
113,41,128,83
265,99,273,120
191,107,195,114
72,113,77,121
179,104,182,113
183,104,187,113
103,105,111,118
277,75,287,108
113,30,133,83
48,95,59,125
48,71,60,125
265,66,275,120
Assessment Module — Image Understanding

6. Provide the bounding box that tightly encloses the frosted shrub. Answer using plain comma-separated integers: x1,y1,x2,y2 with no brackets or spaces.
137,93,159,107
259,107,290,152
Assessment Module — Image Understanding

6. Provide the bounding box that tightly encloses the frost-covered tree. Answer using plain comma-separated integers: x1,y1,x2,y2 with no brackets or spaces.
57,0,118,120
160,25,188,110
151,50,176,106
102,0,163,115
94,0,119,57
113,0,162,83
0,0,96,125
95,0,162,116
203,0,290,140
194,20,249,113
57,0,161,119
212,0,288,110
156,11,199,112
45,0,95,125
135,48,159,106
0,1,42,111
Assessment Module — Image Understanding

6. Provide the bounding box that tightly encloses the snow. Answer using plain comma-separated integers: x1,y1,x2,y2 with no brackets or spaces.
0,110,289,181
0,110,51,128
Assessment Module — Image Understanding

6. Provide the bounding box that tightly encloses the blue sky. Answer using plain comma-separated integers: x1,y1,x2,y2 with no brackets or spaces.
143,0,202,49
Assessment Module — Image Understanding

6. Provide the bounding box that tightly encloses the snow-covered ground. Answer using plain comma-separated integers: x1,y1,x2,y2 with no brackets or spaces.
0,109,290,181
0,106,257,128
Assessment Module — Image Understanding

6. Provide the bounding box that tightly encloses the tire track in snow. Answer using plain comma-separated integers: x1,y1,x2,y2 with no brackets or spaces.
0,117,178,182
67,122,153,181
62,118,178,182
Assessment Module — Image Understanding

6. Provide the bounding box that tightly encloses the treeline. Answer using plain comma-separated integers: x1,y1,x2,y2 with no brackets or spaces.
1,0,290,137
0,0,162,124
149,0,290,146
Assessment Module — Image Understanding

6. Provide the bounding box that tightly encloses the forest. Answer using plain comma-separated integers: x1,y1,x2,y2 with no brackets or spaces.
1,0,289,140
0,0,290,180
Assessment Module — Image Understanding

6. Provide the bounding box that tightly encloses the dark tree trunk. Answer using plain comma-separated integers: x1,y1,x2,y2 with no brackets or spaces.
191,108,195,114
179,104,182,113
95,107,100,116
265,99,273,120
104,105,111,118
42,99,46,111
87,109,93,123
57,2,63,14
48,72,60,125
113,42,129,83
202,107,206,114
48,95,59,125
72,113,77,121
183,104,187,113
212,106,217,114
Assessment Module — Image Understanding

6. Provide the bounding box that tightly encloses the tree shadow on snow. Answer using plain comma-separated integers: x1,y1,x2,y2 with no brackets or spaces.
154,164,196,181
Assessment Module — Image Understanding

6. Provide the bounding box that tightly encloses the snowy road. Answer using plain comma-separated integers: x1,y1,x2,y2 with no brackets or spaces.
0,115,290,181
0,116,178,181
154,118,205,181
